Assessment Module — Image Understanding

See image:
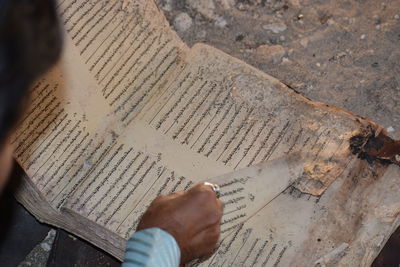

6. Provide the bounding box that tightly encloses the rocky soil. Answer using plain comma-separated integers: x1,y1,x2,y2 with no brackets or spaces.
158,0,400,139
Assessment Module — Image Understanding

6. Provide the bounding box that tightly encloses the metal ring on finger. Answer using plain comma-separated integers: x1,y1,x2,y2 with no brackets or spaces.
204,182,221,198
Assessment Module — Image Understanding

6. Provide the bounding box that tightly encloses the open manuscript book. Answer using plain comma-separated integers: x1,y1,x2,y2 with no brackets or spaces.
13,0,400,266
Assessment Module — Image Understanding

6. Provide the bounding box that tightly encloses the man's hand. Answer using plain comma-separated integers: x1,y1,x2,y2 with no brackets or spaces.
137,184,224,264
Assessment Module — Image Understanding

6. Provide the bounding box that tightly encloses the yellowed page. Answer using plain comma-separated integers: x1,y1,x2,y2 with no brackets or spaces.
12,0,187,212
201,162,400,267
135,43,369,196
62,41,371,245
206,153,305,239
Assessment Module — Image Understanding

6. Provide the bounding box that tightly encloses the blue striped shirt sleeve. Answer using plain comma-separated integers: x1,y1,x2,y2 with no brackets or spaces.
122,228,180,267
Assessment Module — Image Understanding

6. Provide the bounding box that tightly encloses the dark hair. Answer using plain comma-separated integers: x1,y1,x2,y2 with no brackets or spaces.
0,0,62,145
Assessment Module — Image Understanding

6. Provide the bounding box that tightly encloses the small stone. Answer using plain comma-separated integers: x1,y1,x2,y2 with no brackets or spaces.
282,57,290,63
40,242,51,252
215,16,227,28
255,44,285,64
395,14,400,20
162,4,172,12
387,126,395,133
263,22,287,33
187,0,216,20
279,35,286,41
316,62,321,67
327,18,335,25
68,234,78,241
300,39,308,48
346,49,353,55
237,3,248,11
215,0,235,9
161,0,173,12
395,154,400,162
337,52,347,58
173,13,193,33
360,34,366,40
297,14,304,19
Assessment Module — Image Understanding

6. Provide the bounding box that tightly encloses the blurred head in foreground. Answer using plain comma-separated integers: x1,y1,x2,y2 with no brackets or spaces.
0,0,62,190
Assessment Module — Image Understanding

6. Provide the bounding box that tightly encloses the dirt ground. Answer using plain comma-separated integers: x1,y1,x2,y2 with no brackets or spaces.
157,0,400,140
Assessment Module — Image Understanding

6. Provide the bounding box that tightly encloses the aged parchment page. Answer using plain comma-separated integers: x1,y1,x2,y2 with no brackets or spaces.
12,0,400,265
201,161,400,267
13,0,190,257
